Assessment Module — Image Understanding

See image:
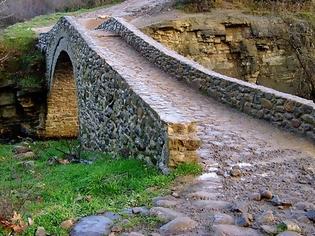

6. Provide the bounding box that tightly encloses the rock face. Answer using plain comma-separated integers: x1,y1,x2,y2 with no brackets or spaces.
142,15,314,99
0,83,46,139
70,216,113,236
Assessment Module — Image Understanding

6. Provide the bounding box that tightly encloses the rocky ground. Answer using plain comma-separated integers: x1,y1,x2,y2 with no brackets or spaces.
34,0,315,235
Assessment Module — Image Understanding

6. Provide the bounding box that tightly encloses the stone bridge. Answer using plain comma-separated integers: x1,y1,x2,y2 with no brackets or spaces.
39,16,315,172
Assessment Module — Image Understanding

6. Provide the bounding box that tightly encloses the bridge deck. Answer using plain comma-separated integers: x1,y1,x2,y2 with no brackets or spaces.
78,18,314,163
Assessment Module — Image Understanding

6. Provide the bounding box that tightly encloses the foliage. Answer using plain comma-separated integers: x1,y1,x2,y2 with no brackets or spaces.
0,140,201,235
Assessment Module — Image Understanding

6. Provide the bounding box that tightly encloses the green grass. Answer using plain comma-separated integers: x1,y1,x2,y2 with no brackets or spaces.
0,140,201,235
0,2,120,51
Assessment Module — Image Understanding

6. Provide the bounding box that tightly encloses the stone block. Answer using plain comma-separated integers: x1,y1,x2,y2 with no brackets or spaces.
0,92,15,106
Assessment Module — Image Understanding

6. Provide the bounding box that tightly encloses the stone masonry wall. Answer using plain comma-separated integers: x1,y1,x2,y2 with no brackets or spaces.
40,16,201,171
98,17,315,141
44,56,79,138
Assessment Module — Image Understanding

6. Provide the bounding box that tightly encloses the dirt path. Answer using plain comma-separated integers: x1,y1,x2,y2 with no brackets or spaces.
70,1,315,235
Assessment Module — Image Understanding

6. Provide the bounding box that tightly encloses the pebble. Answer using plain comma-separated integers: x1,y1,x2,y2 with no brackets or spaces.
70,216,113,236
295,202,315,211
210,213,234,225
306,210,315,222
60,219,75,230
256,210,275,224
132,207,149,215
212,224,261,236
230,167,242,177
149,207,184,223
35,227,47,236
235,213,252,227
171,192,179,198
260,189,273,199
159,217,198,235
111,225,123,232
230,201,248,213
271,195,282,206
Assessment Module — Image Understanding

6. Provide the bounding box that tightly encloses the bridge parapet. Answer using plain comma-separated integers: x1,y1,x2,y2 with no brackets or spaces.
98,17,315,141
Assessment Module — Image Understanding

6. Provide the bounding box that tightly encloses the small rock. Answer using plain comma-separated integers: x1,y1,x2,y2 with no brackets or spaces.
271,195,282,206
295,202,315,211
212,224,261,236
235,213,252,227
210,213,234,225
103,212,121,221
60,219,75,230
260,190,273,199
216,169,224,176
121,219,131,225
277,231,302,236
257,210,275,224
132,207,149,215
159,217,198,235
261,225,277,234
70,216,113,236
230,167,242,177
14,145,31,154
149,207,184,223
278,220,301,233
35,227,47,236
249,192,261,201
306,210,315,222
15,151,35,160
111,225,122,232
154,200,178,208
171,192,180,198
230,201,248,213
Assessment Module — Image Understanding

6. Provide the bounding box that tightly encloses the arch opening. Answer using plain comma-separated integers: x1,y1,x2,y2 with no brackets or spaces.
44,51,79,138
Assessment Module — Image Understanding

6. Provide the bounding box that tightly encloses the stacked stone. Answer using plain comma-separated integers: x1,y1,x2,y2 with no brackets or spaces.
98,17,315,141
39,16,202,171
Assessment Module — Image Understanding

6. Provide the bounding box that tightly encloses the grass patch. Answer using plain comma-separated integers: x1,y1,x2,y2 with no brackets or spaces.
0,4,118,52
0,140,201,235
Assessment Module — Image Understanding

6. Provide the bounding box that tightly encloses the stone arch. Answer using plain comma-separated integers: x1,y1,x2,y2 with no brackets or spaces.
44,50,79,138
